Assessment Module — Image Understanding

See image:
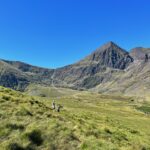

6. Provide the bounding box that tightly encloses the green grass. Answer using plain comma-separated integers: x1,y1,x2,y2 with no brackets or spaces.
136,105,150,114
25,84,78,98
0,86,150,150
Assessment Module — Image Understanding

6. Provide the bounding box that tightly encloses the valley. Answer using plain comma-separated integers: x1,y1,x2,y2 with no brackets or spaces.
0,42,150,150
1,0,150,149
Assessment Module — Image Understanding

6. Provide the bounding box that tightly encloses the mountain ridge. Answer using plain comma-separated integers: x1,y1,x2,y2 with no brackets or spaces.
0,41,150,97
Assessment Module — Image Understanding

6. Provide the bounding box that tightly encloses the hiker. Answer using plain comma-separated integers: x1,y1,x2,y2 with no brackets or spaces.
52,100,56,110
56,104,63,112
56,104,60,112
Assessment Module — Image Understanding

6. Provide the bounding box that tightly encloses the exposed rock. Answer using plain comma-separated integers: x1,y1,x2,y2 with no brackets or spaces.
82,41,133,69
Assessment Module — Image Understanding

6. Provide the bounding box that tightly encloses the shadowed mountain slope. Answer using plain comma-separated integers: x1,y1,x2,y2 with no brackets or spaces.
0,60,29,91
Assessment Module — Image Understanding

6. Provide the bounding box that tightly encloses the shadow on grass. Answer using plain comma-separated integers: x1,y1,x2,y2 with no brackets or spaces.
27,129,43,146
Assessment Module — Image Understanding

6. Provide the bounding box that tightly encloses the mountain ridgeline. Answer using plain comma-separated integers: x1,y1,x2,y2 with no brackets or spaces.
0,42,150,97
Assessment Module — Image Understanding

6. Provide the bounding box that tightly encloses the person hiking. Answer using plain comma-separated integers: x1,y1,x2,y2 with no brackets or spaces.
56,104,63,112
52,100,56,110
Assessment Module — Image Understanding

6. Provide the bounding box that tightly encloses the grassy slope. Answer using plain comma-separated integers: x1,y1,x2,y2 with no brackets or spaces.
0,86,150,150
25,84,78,98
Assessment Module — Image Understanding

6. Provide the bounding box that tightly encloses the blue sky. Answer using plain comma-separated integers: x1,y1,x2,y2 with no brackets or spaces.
0,0,150,68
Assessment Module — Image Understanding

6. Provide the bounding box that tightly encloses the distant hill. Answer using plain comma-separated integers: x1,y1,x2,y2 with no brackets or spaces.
0,41,150,97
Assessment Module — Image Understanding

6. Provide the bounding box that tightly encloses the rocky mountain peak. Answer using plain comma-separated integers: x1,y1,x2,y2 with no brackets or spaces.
98,41,118,50
83,42,133,69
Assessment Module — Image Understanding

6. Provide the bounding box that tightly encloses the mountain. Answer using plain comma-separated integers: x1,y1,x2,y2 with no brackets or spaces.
0,60,29,91
91,46,150,99
53,41,133,89
0,59,55,90
92,60,150,98
79,41,133,69
130,47,150,60
2,59,55,84
0,41,149,98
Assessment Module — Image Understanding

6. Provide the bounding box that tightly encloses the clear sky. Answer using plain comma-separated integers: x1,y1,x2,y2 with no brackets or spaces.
0,0,150,68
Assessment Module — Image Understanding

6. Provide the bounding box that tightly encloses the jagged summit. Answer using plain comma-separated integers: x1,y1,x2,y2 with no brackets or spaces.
94,41,127,53
100,41,116,49
99,41,118,48
82,41,133,69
